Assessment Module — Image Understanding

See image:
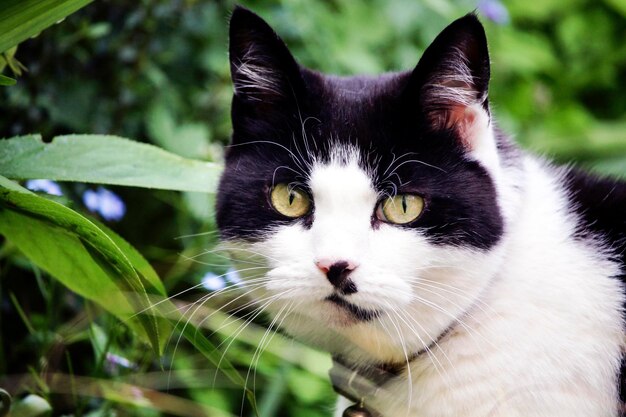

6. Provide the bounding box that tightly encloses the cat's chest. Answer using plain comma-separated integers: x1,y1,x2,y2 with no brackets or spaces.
369,318,618,417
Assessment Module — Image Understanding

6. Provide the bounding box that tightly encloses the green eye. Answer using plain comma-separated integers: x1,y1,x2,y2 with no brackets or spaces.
270,183,311,218
377,194,424,224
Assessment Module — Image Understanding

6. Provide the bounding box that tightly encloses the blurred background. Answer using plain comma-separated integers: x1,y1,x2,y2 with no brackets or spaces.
1,0,625,416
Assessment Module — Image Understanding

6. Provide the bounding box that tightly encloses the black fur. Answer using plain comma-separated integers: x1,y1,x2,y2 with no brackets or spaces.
563,167,626,402
217,7,503,250
564,168,626,267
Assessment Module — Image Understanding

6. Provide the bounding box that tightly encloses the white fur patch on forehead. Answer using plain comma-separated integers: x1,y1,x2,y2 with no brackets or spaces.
308,145,378,209
322,143,363,166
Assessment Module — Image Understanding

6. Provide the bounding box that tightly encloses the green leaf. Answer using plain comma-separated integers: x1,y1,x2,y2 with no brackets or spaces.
0,176,167,354
175,321,259,417
136,290,258,414
0,0,93,54
604,0,626,17
10,395,51,417
288,367,329,405
146,103,213,160
0,135,222,193
182,191,215,222
93,219,166,295
0,74,16,86
0,178,257,409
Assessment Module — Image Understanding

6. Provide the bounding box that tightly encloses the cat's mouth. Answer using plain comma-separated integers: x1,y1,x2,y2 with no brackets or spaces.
325,294,380,322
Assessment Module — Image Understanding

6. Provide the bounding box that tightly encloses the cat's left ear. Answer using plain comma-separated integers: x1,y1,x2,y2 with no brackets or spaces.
229,6,307,142
408,14,491,149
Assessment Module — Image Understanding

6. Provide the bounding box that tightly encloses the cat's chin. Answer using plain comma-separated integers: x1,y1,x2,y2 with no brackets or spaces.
318,295,382,328
321,310,359,328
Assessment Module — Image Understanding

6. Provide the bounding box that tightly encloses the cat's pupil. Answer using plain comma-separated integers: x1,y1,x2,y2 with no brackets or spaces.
289,192,295,205
402,195,407,213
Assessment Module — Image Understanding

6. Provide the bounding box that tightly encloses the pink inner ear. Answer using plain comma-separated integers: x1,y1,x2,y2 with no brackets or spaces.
423,74,488,151
449,104,479,149
428,100,485,151
422,65,488,150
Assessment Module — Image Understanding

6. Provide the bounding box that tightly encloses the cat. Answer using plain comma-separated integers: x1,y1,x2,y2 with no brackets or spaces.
216,6,626,417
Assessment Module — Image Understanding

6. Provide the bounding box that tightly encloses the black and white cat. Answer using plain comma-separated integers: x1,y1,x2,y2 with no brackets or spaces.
216,6,626,417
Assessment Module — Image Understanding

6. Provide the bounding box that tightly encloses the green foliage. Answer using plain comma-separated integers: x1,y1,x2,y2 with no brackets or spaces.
0,176,166,354
0,135,255,413
8,395,51,417
0,75,16,86
0,1,624,417
0,47,26,86
0,135,221,192
0,0,93,54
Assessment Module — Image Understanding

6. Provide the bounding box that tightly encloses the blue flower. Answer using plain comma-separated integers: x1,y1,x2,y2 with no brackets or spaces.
201,271,227,291
83,187,126,221
25,179,63,196
478,0,510,25
200,267,242,291
225,267,243,286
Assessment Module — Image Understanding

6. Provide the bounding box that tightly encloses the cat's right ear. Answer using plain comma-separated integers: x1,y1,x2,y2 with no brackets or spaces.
229,7,305,141
406,14,492,151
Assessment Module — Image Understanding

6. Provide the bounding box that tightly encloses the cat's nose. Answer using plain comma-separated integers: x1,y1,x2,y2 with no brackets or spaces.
315,259,358,294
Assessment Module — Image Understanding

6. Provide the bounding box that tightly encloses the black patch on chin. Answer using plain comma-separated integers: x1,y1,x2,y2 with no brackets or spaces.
326,294,380,322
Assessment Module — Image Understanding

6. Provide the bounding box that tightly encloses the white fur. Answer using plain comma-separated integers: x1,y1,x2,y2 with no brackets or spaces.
227,125,625,416
233,47,283,100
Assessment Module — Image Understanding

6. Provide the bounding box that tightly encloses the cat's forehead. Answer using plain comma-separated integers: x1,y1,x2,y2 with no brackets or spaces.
311,71,407,113
307,145,379,227
308,145,373,196
319,72,408,98
301,70,411,153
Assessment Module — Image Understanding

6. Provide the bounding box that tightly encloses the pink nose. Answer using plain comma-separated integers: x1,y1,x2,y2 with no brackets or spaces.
315,259,357,274
315,259,358,294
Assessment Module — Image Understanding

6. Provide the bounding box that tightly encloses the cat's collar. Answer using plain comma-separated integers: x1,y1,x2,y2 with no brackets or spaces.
329,354,411,417
329,326,454,416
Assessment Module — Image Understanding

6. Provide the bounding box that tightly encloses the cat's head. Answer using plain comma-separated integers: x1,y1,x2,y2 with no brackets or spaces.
216,7,517,362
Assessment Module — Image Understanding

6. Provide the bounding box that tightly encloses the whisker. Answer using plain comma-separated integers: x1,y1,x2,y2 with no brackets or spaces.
213,290,294,385
380,304,414,411
174,230,220,240
227,140,309,176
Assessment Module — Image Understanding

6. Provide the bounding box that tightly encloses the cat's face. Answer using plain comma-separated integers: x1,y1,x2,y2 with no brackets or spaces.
216,7,511,362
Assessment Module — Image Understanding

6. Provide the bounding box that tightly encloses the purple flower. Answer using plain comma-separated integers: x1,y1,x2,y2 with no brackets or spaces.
201,271,227,291
105,352,136,369
25,179,63,196
83,187,126,221
104,352,137,374
478,0,510,25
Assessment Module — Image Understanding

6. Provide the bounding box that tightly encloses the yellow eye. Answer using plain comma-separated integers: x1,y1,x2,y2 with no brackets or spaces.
377,194,424,224
270,183,311,218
